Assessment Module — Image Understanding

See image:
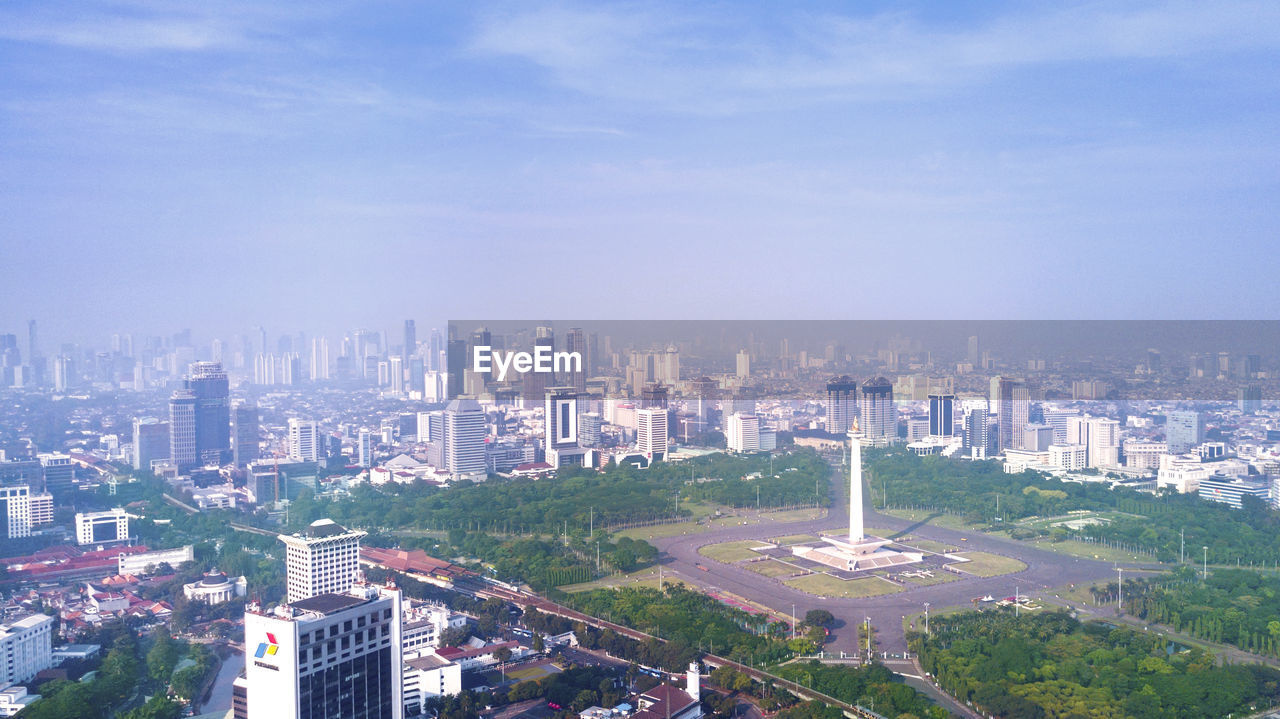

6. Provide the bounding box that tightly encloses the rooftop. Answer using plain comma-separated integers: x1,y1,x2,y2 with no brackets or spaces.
290,593,369,616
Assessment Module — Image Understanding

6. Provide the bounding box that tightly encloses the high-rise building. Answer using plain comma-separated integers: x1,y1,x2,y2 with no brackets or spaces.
169,389,198,471
825,376,858,436
636,408,668,460
241,582,403,719
289,419,323,463
963,406,989,458
579,413,602,448
403,319,416,366
133,417,171,472
928,393,955,438
36,453,74,496
279,518,367,603
233,402,260,467
1239,385,1263,413
545,387,587,469
0,613,54,685
859,377,896,441
735,350,751,379
444,399,486,479
521,331,555,403
1067,416,1121,468
0,486,31,539
310,337,330,381
445,339,467,398
186,362,231,466
1166,410,1204,453
992,377,1030,452
389,356,404,394
726,413,761,452
358,431,374,468
1021,424,1053,452
565,328,587,393
966,335,980,366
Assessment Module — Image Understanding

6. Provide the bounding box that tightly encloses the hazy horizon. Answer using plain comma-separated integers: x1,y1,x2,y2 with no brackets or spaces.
4,1,1280,345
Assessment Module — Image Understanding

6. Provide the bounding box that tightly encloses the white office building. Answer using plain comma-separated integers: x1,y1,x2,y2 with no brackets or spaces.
288,419,323,463
279,519,367,604
0,486,30,540
726,413,760,453
444,399,487,480
75,509,129,545
636,408,668,460
240,582,403,719
0,614,54,684
1048,444,1089,471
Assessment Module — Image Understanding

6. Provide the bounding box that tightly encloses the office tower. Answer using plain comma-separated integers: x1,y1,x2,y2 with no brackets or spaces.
75,509,129,545
545,387,587,469
280,353,301,386
386,356,402,394
641,382,669,409
403,319,416,365
211,338,224,364
928,393,955,438
445,339,466,398
859,377,896,441
579,413,602,448
726,413,761,452
1166,410,1204,453
409,358,425,395
992,376,1029,451
963,406,989,458
1239,385,1263,413
25,320,38,361
1087,418,1121,468
185,361,231,466
735,350,751,379
241,582,403,719
521,331,555,403
565,328,587,392
1021,424,1053,452
35,453,73,496
289,419,323,463
428,328,443,372
0,486,31,539
636,408,668,460
443,399,486,478
1042,408,1078,445
967,335,980,366
232,402,260,467
825,376,858,436
53,354,72,392
169,389,198,471
358,431,374,468
422,413,445,467
278,518,367,602
133,417,171,471
310,337,330,381
0,613,54,685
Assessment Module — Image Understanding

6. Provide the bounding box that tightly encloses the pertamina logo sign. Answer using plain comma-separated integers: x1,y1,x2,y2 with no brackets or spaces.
253,632,282,670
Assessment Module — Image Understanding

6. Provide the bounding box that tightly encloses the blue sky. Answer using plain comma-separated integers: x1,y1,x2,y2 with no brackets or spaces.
2,1,1278,344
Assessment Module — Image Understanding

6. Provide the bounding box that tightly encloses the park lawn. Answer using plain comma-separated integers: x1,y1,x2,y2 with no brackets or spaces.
785,573,902,598
744,559,805,578
559,568,685,593
951,551,1027,577
762,507,826,521
897,538,957,554
770,534,820,546
1024,538,1153,564
882,508,988,532
700,540,770,563
614,513,765,541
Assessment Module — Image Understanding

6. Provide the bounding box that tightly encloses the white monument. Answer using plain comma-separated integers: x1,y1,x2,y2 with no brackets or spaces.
791,428,921,571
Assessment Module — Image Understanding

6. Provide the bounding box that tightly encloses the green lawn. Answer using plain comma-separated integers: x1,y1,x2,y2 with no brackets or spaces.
896,569,961,587
1022,538,1153,564
784,573,902,598
559,568,685,593
881,508,988,532
770,534,820,546
951,551,1027,577
744,559,806,578
699,540,771,563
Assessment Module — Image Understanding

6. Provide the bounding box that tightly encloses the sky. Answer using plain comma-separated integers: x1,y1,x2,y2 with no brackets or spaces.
2,1,1279,346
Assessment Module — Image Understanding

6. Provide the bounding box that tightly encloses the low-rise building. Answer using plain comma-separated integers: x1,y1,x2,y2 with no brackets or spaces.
183,570,247,605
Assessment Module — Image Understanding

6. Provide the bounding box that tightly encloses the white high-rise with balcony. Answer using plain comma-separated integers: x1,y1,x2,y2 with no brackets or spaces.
278,518,367,603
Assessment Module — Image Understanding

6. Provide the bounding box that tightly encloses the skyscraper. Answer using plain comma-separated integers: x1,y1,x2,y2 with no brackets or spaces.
241,582,403,719
358,430,374,468
521,330,554,403
636,408,668,460
545,387,587,469
444,399,486,479
859,377,896,441
825,376,858,436
133,417,170,472
288,419,323,463
1166,410,1204,453
726,413,761,452
232,402,260,467
403,319,416,366
168,389,198,471
928,393,955,438
735,350,750,379
963,406,989,458
992,376,1029,452
278,518,367,602
565,328,587,393
966,335,979,366
186,361,231,466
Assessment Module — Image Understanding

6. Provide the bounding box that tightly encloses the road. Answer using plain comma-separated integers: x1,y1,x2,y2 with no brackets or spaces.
651,472,1120,655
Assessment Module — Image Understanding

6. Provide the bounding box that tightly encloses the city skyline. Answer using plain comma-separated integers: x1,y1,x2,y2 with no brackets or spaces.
3,1,1280,341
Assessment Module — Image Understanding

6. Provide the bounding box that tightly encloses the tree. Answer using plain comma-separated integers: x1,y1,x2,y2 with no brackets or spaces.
494,646,513,663
804,609,834,627
146,629,178,681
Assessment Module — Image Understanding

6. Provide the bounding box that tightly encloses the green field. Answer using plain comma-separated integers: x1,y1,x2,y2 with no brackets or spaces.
559,568,685,593
881,508,988,532
699,540,770,563
895,569,961,587
770,534,820,546
784,573,902,598
744,559,805,578
1022,537,1153,563
951,551,1026,577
